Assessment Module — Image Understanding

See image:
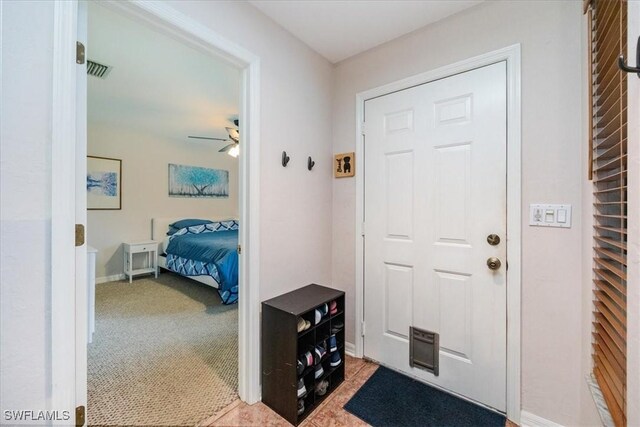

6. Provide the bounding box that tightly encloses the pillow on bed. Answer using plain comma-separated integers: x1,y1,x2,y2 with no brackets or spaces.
169,218,213,229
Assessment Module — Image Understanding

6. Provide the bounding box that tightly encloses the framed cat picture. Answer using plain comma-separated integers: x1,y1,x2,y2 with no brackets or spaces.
334,152,355,178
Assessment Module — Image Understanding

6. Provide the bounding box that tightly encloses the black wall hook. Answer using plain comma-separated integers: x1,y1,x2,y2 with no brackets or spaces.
307,156,315,171
282,151,290,167
618,36,640,78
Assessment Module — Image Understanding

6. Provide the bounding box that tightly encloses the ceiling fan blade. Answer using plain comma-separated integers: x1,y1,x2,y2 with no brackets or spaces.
225,127,240,143
188,136,228,141
218,143,237,153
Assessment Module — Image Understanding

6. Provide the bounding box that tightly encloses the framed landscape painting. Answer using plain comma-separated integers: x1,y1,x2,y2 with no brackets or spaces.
168,164,229,198
87,156,122,210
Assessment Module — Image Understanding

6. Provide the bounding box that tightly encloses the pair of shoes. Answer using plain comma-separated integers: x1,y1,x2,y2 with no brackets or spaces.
297,317,311,332
330,351,342,367
298,399,305,415
315,364,324,379
329,300,338,315
314,342,327,364
327,334,342,367
327,335,338,352
297,379,307,398
315,380,329,396
330,320,344,334
315,303,329,325
319,303,329,317
298,350,314,374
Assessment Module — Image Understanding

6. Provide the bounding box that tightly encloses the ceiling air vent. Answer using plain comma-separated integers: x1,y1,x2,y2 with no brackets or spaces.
87,60,112,79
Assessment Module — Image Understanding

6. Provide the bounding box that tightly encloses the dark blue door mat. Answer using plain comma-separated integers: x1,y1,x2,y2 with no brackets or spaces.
344,366,506,427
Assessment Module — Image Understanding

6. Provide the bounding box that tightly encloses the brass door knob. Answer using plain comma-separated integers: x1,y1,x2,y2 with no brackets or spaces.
487,234,500,246
487,257,502,271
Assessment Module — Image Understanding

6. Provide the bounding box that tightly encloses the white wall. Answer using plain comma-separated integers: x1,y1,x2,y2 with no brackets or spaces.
87,124,239,279
331,1,598,425
0,0,54,417
0,0,333,419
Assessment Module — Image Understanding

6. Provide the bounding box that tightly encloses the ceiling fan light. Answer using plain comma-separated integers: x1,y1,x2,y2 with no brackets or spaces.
228,144,240,158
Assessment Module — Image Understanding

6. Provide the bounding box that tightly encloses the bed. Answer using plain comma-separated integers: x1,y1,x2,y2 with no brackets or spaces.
152,217,239,304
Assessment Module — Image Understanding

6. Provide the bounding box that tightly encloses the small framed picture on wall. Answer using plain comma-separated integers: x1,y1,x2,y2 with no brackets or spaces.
334,152,355,178
87,156,122,210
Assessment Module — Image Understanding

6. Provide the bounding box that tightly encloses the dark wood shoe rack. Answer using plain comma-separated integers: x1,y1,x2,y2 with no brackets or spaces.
261,284,346,425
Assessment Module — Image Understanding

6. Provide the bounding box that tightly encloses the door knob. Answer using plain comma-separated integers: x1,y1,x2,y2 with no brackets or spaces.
487,234,500,246
487,257,502,271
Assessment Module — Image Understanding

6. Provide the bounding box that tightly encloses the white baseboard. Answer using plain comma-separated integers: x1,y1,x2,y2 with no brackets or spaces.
345,341,356,357
96,273,125,284
520,410,564,427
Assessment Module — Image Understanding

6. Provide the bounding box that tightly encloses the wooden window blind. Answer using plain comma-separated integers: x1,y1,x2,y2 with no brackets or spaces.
585,0,628,425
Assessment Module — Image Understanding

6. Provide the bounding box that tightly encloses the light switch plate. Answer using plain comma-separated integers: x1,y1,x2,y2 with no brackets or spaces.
529,204,572,228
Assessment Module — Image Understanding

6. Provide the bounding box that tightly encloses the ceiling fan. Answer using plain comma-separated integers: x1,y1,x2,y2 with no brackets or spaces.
188,119,240,157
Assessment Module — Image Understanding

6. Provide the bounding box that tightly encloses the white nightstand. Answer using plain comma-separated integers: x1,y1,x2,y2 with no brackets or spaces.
123,240,159,283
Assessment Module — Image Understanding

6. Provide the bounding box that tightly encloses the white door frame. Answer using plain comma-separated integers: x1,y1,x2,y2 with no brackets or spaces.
354,44,521,423
51,0,262,419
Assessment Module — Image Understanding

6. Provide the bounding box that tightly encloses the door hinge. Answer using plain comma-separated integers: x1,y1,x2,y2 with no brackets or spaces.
360,122,366,135
75,224,85,247
237,244,242,254
361,321,366,337
75,405,85,427
361,222,365,237
76,41,85,64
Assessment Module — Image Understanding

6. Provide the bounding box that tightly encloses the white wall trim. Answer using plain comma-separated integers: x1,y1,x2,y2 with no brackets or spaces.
51,0,78,418
51,0,262,417
520,410,564,427
354,44,522,423
95,274,126,284
345,341,356,357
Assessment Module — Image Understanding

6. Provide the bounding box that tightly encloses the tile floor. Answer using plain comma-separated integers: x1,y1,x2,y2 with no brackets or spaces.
199,355,518,427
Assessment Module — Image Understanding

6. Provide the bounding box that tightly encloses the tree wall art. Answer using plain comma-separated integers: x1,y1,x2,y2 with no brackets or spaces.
168,163,229,198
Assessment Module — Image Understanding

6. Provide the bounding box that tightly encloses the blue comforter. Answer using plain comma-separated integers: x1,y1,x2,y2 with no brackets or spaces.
166,229,238,303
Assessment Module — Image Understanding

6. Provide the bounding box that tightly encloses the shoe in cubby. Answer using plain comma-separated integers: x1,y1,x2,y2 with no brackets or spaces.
297,378,307,398
327,335,337,352
330,320,344,334
314,364,324,379
330,351,342,368
315,379,329,396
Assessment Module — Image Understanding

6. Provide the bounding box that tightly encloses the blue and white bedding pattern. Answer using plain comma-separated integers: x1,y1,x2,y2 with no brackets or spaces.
165,220,239,304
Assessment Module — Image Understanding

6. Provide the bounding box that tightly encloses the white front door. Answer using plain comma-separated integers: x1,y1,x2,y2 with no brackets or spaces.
364,62,507,411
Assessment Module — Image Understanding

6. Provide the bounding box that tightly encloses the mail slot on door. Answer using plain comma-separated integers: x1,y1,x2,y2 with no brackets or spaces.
409,327,439,376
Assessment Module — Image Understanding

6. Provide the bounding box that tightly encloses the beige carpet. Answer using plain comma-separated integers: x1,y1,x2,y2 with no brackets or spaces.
88,273,238,426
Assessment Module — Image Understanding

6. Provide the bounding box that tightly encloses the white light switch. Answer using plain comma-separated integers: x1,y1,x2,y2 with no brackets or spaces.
557,209,567,223
545,210,555,223
529,204,572,228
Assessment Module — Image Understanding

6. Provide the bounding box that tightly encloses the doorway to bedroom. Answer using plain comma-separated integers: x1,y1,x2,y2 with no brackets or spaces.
85,3,241,425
